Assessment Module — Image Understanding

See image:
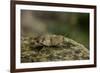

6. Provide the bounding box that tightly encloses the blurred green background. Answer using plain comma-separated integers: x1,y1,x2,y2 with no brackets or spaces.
21,10,89,49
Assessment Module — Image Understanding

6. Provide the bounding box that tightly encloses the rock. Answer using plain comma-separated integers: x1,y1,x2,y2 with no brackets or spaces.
21,34,89,63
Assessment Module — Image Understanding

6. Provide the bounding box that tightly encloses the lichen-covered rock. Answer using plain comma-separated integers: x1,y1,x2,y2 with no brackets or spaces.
21,34,89,63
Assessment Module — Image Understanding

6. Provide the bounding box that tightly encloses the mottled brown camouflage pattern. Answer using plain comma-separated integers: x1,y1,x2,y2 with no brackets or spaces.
21,34,89,62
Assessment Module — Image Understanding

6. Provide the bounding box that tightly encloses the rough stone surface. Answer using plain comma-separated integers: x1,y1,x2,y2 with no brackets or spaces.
21,34,89,63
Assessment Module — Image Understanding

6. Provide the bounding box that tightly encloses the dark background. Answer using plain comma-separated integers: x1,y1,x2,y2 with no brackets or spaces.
21,10,89,49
